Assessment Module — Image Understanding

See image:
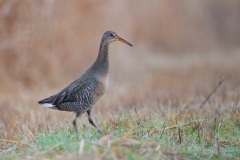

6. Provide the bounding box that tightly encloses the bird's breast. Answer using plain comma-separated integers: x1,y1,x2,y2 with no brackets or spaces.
92,74,109,102
100,74,109,91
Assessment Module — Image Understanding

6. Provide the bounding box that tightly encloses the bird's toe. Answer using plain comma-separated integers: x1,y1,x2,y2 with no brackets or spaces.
97,129,104,135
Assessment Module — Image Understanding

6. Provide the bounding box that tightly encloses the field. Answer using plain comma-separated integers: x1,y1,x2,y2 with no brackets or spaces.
1,52,239,159
0,1,240,159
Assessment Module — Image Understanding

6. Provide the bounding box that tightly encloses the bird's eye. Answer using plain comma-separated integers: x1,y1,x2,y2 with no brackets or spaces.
110,33,114,37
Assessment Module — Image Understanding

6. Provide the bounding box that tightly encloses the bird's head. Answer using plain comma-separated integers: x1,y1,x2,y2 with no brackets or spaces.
102,31,133,47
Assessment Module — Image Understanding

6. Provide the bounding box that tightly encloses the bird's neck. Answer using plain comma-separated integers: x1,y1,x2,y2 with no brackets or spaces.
91,41,109,74
98,41,109,61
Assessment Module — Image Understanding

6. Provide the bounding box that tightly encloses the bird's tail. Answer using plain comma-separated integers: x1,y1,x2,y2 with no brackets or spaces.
38,95,58,109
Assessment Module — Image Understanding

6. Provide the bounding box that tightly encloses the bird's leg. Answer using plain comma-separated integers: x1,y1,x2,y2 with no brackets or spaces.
87,110,103,134
73,117,78,134
73,112,80,135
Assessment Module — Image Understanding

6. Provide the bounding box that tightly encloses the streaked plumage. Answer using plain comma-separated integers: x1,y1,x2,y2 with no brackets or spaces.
38,31,132,134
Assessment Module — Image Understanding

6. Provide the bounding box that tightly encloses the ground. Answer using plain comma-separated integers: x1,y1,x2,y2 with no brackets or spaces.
0,52,239,159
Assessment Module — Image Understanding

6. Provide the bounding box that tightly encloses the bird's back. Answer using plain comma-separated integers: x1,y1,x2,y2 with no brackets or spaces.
39,69,109,112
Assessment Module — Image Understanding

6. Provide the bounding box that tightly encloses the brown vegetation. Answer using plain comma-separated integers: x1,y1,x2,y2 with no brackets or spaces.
0,0,239,153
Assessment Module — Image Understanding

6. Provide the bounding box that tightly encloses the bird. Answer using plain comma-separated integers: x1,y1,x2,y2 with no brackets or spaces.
38,31,132,134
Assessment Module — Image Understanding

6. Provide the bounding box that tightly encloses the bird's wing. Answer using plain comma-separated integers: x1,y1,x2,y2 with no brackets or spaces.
53,78,98,106
38,78,85,106
38,74,99,110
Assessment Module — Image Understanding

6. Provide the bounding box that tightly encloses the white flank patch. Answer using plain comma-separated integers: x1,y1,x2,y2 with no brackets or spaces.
42,103,55,108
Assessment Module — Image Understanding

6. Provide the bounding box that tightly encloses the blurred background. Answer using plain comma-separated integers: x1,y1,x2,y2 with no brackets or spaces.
0,0,240,135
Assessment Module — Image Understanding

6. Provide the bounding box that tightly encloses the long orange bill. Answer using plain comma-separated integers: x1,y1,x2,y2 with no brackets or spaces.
115,36,133,47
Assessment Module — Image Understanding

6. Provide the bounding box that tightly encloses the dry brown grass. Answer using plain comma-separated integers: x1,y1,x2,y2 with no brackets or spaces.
0,1,240,159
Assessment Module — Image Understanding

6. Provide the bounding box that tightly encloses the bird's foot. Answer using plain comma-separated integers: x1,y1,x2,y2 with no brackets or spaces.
97,129,104,135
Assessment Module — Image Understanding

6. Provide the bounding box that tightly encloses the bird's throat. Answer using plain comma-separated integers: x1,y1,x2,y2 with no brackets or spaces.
91,42,109,75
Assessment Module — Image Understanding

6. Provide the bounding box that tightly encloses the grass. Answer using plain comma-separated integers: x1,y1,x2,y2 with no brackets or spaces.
0,1,240,159
1,52,239,159
1,105,239,159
